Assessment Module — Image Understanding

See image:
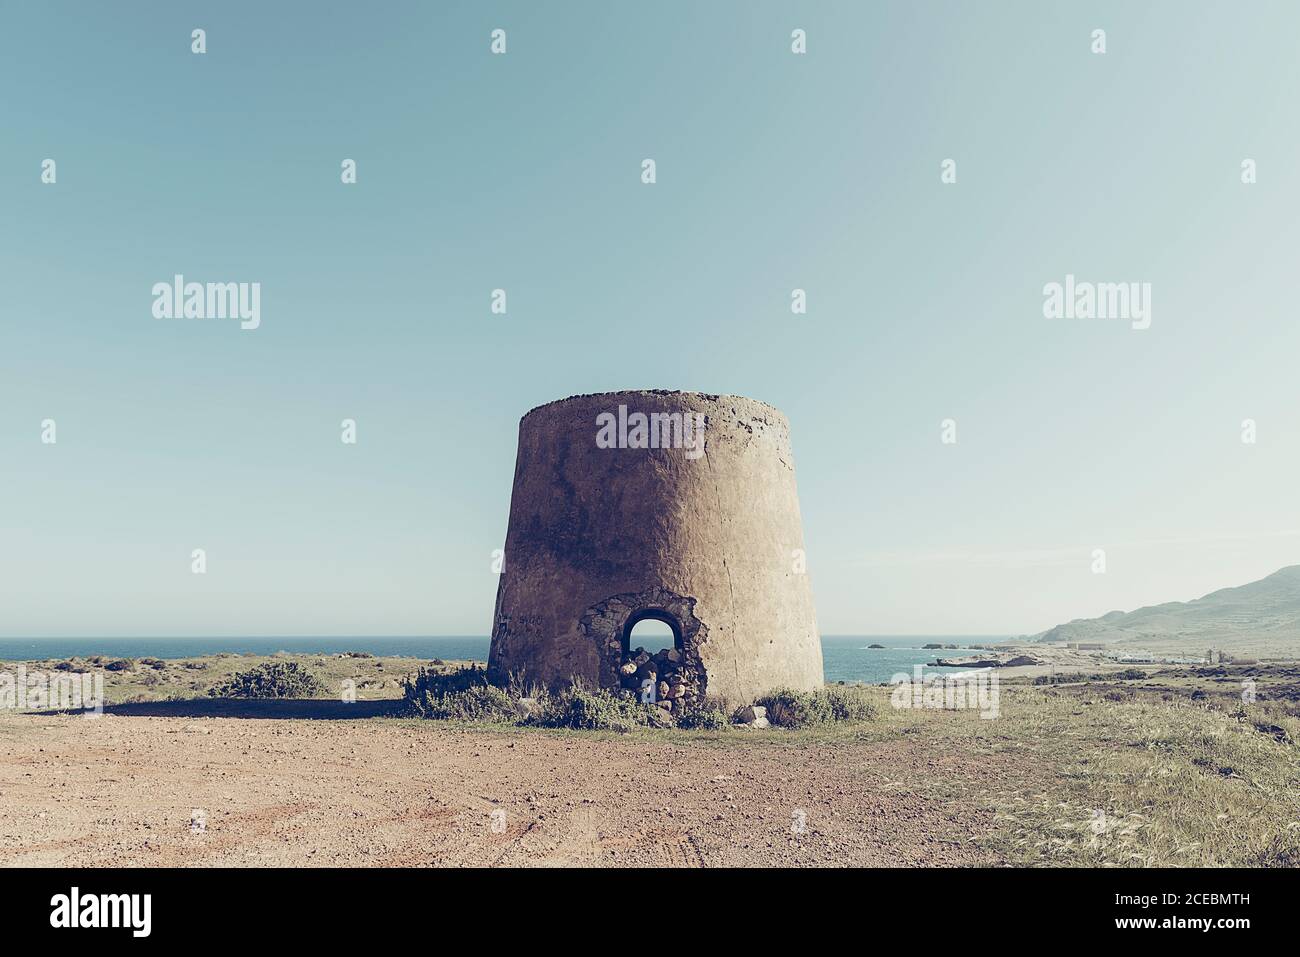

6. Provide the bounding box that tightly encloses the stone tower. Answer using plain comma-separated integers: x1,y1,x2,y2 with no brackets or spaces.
487,390,823,707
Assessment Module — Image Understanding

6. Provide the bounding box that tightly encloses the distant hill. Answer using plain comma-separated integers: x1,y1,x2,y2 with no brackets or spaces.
1030,566,1300,657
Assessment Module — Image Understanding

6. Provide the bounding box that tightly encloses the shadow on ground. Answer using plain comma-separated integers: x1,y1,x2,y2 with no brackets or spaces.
90,697,408,720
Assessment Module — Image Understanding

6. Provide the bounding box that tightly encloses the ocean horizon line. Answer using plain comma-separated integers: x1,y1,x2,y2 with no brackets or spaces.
0,633,1014,641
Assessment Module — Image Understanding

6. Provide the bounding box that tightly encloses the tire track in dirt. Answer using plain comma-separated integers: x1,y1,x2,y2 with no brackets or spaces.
656,831,705,868
459,817,539,867
522,806,602,867
369,804,461,867
151,801,318,866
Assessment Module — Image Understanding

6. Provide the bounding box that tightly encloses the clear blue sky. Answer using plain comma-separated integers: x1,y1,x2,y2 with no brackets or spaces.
3,1,1299,638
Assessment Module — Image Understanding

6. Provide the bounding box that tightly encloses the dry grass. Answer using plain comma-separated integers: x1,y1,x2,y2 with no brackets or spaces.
829,683,1300,867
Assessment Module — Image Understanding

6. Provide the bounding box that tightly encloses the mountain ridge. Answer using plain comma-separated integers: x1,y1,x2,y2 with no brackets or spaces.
1028,565,1300,656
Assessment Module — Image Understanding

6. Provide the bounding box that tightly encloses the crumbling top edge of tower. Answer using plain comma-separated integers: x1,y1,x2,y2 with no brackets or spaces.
519,390,789,425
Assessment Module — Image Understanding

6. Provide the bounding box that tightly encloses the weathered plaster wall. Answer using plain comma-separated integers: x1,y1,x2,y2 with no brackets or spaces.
487,390,823,704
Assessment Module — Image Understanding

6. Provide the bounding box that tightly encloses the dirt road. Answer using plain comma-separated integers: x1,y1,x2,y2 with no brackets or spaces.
0,712,1001,867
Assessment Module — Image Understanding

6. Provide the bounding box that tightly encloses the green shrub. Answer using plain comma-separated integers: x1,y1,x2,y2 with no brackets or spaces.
207,661,328,699
402,664,488,698
753,686,877,728
676,702,729,730
104,658,134,672
531,684,660,731
754,688,826,727
401,665,517,722
420,684,516,721
822,685,878,722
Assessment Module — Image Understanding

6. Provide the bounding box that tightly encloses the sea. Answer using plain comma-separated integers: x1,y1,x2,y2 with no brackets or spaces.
0,635,1005,685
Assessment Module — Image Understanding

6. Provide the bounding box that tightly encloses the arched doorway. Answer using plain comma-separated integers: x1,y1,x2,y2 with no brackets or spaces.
579,587,710,710
621,608,682,657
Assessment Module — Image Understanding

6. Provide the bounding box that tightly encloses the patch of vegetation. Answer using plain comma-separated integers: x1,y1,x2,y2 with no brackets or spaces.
531,683,663,732
864,681,1300,868
402,666,667,730
104,659,134,672
402,665,516,722
1033,668,1147,685
1240,834,1300,868
402,664,488,697
823,685,879,721
675,702,729,730
423,684,516,721
207,661,329,699
753,686,878,728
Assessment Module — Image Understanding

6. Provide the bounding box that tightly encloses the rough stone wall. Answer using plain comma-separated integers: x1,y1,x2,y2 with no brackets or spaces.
487,390,824,705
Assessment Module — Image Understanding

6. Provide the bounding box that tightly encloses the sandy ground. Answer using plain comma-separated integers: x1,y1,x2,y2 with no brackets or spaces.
0,711,1004,868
